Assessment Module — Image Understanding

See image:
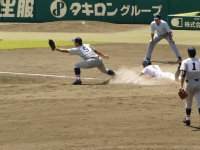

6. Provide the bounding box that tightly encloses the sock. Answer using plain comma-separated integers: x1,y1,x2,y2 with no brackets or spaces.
76,75,81,81
74,68,81,80
186,108,191,120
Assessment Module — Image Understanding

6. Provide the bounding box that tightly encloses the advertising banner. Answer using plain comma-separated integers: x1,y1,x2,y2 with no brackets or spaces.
0,0,35,22
169,15,200,30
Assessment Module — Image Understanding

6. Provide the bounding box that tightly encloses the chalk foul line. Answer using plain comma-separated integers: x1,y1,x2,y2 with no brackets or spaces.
0,71,102,80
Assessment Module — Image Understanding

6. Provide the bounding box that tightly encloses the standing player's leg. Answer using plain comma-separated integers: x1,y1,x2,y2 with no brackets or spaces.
96,59,115,76
183,84,195,126
145,35,163,60
165,35,182,61
73,59,96,85
74,68,81,84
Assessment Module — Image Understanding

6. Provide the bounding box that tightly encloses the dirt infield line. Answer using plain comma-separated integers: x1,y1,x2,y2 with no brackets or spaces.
0,71,101,80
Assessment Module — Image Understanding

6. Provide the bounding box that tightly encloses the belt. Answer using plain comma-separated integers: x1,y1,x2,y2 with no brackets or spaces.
186,79,199,83
90,56,99,59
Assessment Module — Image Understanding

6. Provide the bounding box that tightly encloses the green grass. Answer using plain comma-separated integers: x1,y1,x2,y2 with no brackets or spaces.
0,25,200,50
0,40,99,50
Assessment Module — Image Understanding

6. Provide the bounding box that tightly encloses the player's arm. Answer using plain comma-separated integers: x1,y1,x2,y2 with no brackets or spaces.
139,68,147,77
175,62,182,81
180,70,186,89
55,47,70,53
150,34,154,43
180,61,186,88
165,23,174,43
89,45,109,59
139,72,144,76
94,50,109,59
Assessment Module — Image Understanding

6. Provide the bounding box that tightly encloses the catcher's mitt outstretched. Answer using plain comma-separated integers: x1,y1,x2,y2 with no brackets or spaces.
49,39,56,51
178,88,188,99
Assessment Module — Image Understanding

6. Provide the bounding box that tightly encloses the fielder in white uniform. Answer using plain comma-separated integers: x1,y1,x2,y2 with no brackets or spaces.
145,14,182,63
141,59,181,81
180,47,200,126
54,37,115,85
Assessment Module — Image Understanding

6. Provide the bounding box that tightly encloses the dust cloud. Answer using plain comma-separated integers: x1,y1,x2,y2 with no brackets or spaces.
110,67,174,85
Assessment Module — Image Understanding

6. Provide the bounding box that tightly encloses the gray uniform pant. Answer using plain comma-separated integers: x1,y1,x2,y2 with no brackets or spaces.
185,80,200,109
74,57,108,74
146,34,181,60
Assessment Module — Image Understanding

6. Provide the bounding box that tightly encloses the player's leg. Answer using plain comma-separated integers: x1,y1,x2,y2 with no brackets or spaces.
96,59,115,76
73,59,103,84
145,35,163,60
161,72,175,81
165,35,182,62
183,84,194,126
73,61,87,85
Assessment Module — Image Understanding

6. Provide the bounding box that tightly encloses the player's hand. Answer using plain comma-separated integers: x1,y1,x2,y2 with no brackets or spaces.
149,39,153,44
104,55,109,59
170,39,175,44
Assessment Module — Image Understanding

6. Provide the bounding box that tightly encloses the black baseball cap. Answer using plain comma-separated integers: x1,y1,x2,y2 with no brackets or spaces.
187,47,196,52
154,14,161,20
187,47,196,57
72,37,82,45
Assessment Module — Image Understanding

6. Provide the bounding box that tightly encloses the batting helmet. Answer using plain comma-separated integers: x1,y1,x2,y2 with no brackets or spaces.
187,47,196,58
143,59,152,68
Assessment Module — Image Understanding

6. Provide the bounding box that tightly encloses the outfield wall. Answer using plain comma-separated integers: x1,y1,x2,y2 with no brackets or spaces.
0,0,199,24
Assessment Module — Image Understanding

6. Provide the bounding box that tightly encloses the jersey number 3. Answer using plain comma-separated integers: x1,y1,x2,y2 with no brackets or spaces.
188,62,200,72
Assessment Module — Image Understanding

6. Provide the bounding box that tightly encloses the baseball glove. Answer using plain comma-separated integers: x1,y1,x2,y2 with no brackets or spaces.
178,88,188,99
49,39,56,51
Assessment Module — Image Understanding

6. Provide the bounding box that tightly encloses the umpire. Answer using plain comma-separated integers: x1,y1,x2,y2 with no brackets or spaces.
145,14,182,62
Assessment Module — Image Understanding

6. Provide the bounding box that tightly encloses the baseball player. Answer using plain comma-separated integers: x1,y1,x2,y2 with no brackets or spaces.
52,37,115,85
141,59,181,81
180,47,200,126
145,14,182,63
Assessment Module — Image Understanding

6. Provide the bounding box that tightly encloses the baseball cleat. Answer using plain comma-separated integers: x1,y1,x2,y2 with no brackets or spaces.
107,70,116,76
183,118,191,126
72,79,82,85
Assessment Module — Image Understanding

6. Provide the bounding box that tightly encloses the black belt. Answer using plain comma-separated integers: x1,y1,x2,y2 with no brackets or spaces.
90,56,99,59
186,79,199,83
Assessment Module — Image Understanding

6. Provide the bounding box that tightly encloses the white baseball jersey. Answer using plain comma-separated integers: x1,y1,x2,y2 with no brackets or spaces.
142,65,175,81
180,58,200,81
142,65,162,77
68,44,98,60
151,20,171,36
